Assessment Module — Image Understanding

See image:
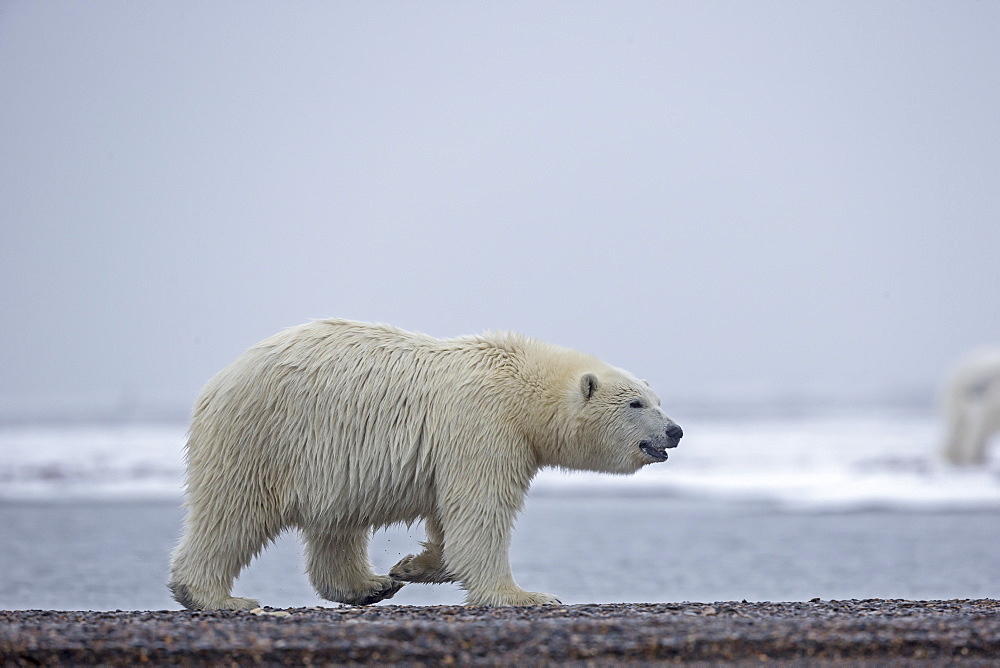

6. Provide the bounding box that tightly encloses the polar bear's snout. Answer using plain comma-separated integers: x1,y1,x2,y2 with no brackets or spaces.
665,423,684,443
639,421,683,461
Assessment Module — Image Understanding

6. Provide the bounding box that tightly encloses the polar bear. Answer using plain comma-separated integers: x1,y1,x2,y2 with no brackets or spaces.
168,319,683,609
942,349,1000,466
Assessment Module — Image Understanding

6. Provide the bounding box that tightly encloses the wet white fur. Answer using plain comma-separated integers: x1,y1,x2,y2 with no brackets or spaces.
168,319,676,608
942,349,1000,466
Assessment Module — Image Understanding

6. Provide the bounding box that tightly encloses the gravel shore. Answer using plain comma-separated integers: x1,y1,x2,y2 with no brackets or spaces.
2,599,999,666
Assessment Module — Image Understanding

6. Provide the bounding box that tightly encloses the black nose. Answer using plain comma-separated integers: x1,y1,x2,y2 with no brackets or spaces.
666,424,684,441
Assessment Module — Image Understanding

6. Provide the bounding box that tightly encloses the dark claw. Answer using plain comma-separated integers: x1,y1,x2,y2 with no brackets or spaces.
358,580,404,605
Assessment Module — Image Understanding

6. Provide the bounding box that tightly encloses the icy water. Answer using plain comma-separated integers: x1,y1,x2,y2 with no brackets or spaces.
3,411,999,509
1,411,998,610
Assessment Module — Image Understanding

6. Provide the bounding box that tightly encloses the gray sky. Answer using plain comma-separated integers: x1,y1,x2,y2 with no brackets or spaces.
1,1,998,421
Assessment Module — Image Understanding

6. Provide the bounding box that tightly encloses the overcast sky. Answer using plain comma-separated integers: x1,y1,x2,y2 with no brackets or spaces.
1,1,998,421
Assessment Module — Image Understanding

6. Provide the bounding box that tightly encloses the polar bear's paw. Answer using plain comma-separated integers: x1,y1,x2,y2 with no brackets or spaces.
169,582,260,611
466,588,562,607
325,576,404,606
390,552,455,584
215,596,262,610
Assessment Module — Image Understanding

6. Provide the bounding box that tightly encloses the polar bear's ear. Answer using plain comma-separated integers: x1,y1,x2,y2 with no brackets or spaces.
580,373,599,401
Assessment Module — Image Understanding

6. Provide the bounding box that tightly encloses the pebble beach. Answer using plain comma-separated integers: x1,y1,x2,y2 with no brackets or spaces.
3,599,999,666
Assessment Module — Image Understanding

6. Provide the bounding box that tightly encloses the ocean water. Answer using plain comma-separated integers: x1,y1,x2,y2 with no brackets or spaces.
2,410,998,509
1,410,999,610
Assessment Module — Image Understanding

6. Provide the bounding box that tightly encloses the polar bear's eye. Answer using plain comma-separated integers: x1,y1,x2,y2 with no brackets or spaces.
629,399,644,409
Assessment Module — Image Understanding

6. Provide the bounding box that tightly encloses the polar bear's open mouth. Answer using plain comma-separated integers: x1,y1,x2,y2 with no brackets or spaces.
639,442,669,461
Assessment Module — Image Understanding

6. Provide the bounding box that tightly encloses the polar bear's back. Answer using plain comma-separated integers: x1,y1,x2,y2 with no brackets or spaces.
944,350,1000,416
183,319,531,525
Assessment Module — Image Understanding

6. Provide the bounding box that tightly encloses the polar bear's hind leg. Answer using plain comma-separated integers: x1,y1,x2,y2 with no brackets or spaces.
304,526,404,605
168,520,273,610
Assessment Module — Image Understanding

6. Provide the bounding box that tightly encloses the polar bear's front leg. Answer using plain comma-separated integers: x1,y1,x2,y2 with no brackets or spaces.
304,526,403,606
390,516,456,584
438,489,561,607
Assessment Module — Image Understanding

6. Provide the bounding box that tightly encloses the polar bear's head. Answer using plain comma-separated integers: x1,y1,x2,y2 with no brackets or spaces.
561,368,683,474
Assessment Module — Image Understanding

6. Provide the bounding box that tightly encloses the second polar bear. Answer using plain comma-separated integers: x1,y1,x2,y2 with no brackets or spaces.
168,319,683,609
942,349,1000,466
